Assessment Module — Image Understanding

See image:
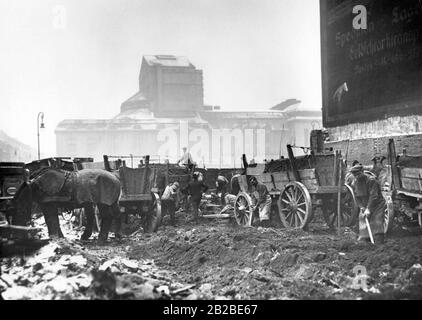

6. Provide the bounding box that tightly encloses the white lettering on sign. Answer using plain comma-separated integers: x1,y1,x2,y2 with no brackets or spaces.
352,265,368,291
353,5,368,30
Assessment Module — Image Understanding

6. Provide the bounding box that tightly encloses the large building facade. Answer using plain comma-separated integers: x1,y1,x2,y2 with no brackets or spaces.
56,55,322,168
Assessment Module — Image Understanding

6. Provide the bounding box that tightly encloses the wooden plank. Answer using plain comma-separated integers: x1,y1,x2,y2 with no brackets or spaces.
237,175,249,193
271,172,290,182
246,164,266,176
120,194,152,202
316,167,334,186
388,139,401,189
81,162,104,170
299,169,316,180
271,172,290,191
259,173,273,184
302,179,319,193
400,168,422,179
396,188,422,198
401,178,422,193
287,145,301,181
274,182,288,191
311,186,348,194
262,182,275,191
0,224,41,232
202,214,232,219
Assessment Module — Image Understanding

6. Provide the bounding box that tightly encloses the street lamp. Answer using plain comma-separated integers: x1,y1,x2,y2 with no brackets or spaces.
37,112,45,160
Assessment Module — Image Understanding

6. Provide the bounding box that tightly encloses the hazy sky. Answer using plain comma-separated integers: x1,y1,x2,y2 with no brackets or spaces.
0,0,322,156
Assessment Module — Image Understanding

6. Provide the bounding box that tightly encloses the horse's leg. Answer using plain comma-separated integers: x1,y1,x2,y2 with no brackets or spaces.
81,204,94,240
98,204,112,243
42,205,54,236
111,202,123,240
42,204,64,239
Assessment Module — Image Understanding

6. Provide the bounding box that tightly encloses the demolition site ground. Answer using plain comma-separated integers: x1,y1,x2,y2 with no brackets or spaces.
1,210,422,300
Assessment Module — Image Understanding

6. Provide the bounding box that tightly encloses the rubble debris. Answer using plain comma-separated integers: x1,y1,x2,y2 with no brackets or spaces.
1,207,422,300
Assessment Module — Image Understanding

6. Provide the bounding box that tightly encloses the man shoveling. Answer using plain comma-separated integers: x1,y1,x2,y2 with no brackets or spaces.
350,164,387,244
249,176,272,228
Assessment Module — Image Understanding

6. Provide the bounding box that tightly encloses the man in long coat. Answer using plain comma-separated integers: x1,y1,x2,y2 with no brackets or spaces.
161,181,180,225
249,176,272,228
350,164,387,244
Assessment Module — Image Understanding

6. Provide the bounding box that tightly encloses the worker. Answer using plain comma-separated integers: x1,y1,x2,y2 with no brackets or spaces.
350,164,387,244
178,147,196,171
215,175,229,205
186,172,208,221
161,182,180,225
249,176,272,228
345,160,361,186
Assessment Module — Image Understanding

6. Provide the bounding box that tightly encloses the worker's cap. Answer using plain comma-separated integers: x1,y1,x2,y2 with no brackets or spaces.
173,181,180,188
351,160,360,167
350,164,364,174
371,156,386,162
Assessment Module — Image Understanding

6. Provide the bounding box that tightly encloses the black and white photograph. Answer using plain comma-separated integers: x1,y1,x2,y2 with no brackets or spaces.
1,0,422,305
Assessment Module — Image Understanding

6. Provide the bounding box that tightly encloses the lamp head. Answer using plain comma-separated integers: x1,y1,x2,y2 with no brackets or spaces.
39,112,45,128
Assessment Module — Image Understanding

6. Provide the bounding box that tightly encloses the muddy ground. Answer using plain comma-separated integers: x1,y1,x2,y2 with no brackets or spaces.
1,209,422,300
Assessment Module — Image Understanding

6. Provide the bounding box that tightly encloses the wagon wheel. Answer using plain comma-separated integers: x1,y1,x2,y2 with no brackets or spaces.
234,192,253,227
143,193,162,233
384,194,395,234
322,184,359,229
278,182,312,230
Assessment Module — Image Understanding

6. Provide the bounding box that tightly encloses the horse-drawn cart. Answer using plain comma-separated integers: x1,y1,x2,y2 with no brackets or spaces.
388,139,422,228
102,155,162,233
233,145,358,230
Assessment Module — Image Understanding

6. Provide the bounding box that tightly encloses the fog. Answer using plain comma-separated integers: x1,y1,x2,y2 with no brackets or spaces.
0,0,321,156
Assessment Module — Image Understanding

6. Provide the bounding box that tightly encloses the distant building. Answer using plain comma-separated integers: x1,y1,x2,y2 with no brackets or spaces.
56,55,322,167
0,130,36,162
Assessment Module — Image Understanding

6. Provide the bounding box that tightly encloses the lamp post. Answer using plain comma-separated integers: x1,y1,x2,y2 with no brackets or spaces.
37,112,45,160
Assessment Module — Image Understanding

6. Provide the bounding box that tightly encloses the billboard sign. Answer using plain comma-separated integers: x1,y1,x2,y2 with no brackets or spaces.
320,0,422,127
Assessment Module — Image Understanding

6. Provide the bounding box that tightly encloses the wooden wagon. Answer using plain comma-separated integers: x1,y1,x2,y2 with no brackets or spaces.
387,139,422,228
233,145,359,230
100,155,162,233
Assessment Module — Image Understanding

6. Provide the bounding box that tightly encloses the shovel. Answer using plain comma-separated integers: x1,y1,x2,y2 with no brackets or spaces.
365,217,375,245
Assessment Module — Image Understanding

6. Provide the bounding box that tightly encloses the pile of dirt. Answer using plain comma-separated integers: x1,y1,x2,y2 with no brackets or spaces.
128,220,422,300
2,211,422,300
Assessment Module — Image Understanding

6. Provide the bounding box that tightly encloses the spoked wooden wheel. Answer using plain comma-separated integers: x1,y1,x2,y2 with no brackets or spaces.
278,182,312,229
234,192,253,227
322,184,358,229
143,193,162,233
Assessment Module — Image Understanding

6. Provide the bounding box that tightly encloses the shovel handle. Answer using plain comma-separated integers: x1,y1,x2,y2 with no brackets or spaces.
365,217,375,244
